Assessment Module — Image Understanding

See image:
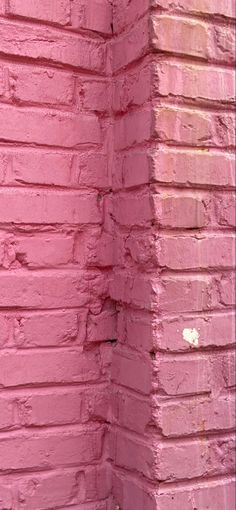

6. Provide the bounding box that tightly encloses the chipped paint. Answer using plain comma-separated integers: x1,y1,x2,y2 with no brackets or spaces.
183,328,199,347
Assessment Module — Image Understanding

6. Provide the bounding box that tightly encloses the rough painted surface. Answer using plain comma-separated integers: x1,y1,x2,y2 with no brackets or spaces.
0,1,235,509
0,1,114,509
110,1,235,509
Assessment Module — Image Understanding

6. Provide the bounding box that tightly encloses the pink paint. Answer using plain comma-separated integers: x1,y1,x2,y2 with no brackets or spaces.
0,1,235,509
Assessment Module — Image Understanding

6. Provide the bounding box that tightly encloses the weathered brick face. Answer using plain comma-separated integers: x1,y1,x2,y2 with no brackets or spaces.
0,1,235,509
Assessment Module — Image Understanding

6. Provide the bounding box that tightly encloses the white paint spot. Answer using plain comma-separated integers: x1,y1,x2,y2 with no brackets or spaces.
183,328,199,347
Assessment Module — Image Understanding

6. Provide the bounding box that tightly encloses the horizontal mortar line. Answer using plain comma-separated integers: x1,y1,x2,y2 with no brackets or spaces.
152,53,236,73
0,381,109,396
0,182,112,192
111,461,236,493
0,420,108,437
0,422,106,439
0,143,107,155
0,378,110,393
0,139,103,152
158,473,236,493
116,140,236,154
153,389,236,405
0,98,81,115
0,461,108,481
0,55,93,77
114,343,236,360
114,422,236,447
0,459,105,478
159,267,236,277
151,8,236,28
114,181,236,194
153,98,236,114
0,50,109,77
0,100,105,117
0,345,107,354
151,48,236,71
112,421,236,446
0,14,108,43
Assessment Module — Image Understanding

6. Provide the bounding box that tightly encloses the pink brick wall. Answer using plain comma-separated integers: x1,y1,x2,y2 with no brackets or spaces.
110,1,235,509
0,1,235,509
0,1,113,508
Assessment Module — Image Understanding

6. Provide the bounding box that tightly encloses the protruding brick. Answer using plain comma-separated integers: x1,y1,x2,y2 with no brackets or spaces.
8,0,71,26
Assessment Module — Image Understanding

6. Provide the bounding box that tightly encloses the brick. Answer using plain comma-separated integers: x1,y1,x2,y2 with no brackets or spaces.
0,21,106,72
113,0,149,33
76,154,110,189
157,235,235,270
113,390,151,434
158,437,235,481
17,391,82,427
157,480,236,510
160,276,212,313
0,271,93,309
153,107,235,148
110,272,158,310
114,191,152,226
113,432,155,479
154,194,207,229
115,108,151,150
114,152,150,190
0,106,101,148
0,189,101,224
0,428,104,471
150,149,236,188
155,313,235,351
157,356,210,395
218,273,236,307
0,315,10,347
151,15,210,60
74,228,113,268
87,309,117,342
0,485,13,509
8,0,71,26
13,310,80,348
114,64,151,112
211,25,236,64
78,79,110,112
71,0,112,34
5,151,74,187
13,234,74,268
0,350,101,387
113,474,156,510
111,351,152,395
0,64,5,96
18,471,79,510
153,0,236,19
0,397,14,430
113,17,149,71
216,193,236,227
157,395,235,437
154,62,235,105
9,67,75,106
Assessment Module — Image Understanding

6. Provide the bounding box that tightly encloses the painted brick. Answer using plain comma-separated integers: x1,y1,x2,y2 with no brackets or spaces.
151,15,210,59
157,395,235,437
153,107,235,148
0,428,104,471
13,234,74,268
157,480,236,510
0,106,101,148
153,194,208,229
13,310,81,348
0,190,101,224
154,62,235,104
9,66,75,106
155,313,235,351
78,79,110,112
156,356,210,395
114,64,151,112
0,271,104,309
150,149,236,188
153,0,236,19
0,350,101,387
115,108,151,150
111,351,152,395
157,235,235,270
113,17,149,71
113,0,149,33
71,0,112,34
8,0,71,26
0,21,106,71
